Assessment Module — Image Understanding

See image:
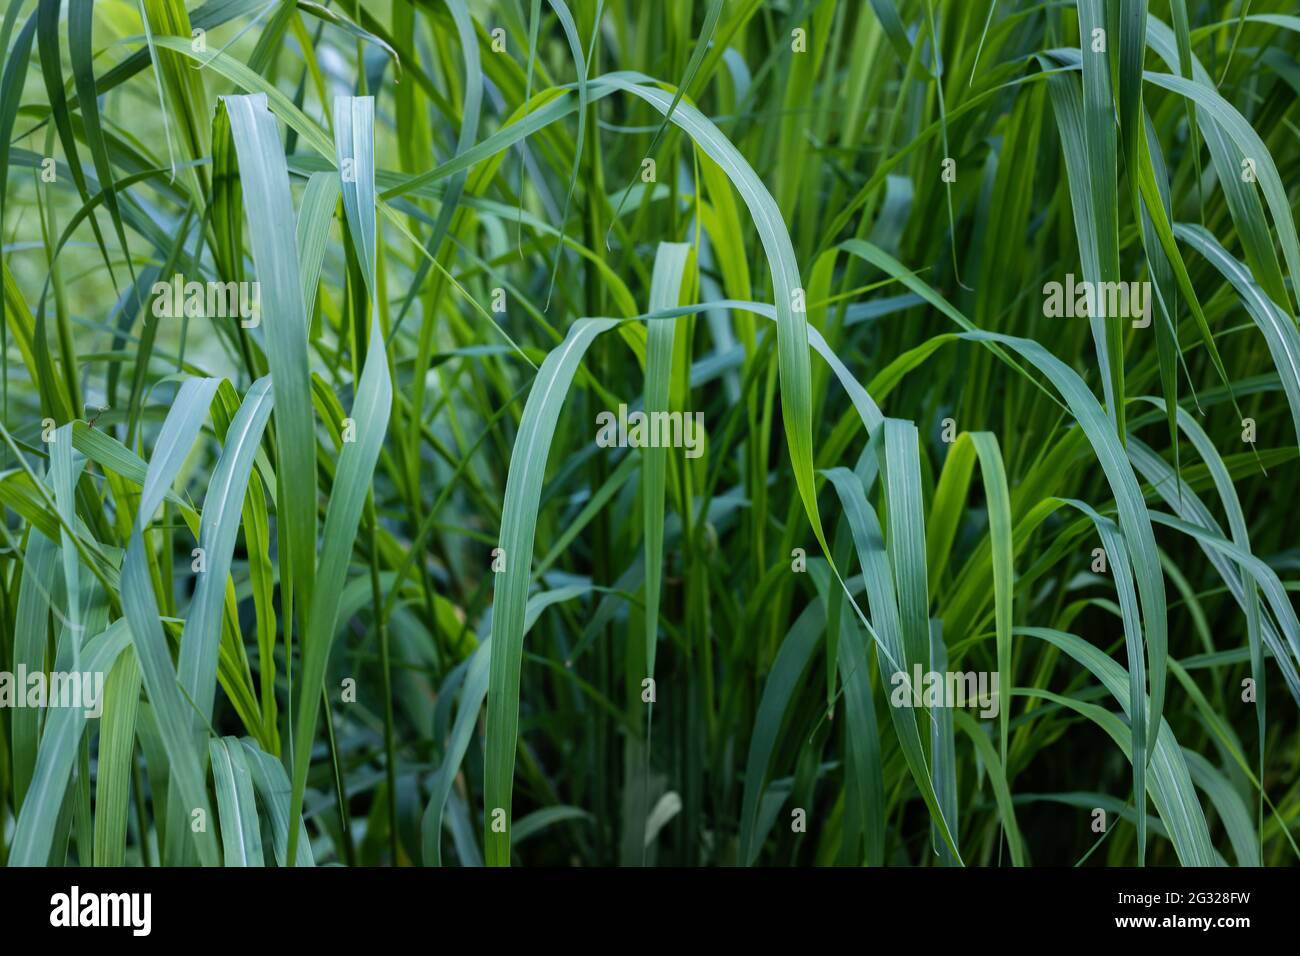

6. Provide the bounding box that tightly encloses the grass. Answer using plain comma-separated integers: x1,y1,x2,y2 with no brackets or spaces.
0,0,1299,867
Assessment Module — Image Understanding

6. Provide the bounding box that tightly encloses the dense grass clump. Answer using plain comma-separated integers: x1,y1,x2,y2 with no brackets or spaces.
1,0,1299,867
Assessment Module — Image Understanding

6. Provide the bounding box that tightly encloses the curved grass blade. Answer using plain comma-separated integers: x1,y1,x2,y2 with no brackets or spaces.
224,92,319,656
119,377,222,867
286,95,393,866
822,466,962,862
1056,497,1148,864
9,622,131,866
210,736,264,866
177,378,273,741
241,739,315,866
1018,628,1217,866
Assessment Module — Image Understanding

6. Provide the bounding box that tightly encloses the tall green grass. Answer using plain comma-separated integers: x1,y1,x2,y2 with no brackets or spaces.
1,0,1299,867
